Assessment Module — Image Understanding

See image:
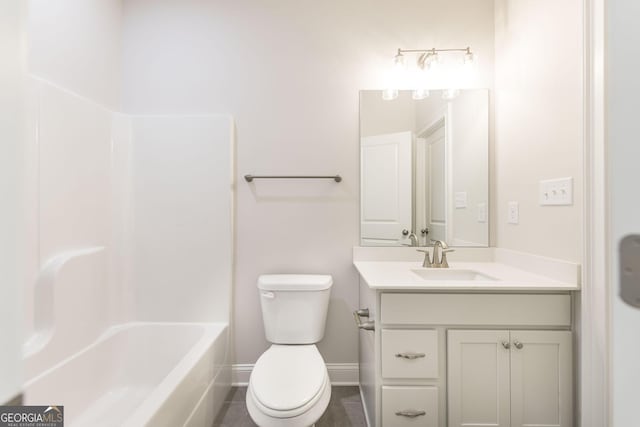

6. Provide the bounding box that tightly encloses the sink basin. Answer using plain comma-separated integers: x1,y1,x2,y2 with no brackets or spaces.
411,268,499,282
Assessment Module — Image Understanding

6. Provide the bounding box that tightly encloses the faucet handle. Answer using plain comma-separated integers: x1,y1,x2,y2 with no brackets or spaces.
416,249,432,268
441,249,454,268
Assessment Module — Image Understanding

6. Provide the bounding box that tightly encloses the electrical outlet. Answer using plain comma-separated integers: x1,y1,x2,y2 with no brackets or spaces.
508,201,519,224
539,177,573,206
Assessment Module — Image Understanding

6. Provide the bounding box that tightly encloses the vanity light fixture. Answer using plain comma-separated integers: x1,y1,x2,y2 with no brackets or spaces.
442,88,461,100
384,46,475,100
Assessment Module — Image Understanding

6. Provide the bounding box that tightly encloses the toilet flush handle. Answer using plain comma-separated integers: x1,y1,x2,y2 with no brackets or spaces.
261,291,275,299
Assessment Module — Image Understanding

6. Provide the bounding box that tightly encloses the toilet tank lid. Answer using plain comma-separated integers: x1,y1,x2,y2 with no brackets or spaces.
258,274,333,291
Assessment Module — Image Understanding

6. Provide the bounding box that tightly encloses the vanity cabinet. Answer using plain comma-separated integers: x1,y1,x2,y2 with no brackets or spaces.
357,285,574,427
448,330,573,427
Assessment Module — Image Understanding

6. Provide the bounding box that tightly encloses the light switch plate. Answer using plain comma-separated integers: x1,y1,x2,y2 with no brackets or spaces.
620,235,640,308
477,202,487,223
539,177,573,205
455,192,468,209
507,201,519,224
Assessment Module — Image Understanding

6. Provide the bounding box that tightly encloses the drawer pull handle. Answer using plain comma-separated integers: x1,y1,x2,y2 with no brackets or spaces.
353,309,375,331
395,410,426,418
395,352,426,360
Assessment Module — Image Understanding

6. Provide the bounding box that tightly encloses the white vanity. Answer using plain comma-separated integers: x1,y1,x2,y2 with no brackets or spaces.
354,247,580,427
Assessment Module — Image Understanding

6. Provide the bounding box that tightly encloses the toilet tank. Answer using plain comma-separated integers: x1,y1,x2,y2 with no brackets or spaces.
257,274,332,344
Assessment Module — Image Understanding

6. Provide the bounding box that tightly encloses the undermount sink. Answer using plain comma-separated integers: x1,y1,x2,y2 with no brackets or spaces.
411,268,499,282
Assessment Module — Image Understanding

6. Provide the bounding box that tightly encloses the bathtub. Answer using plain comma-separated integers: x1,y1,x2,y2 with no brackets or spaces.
24,322,230,427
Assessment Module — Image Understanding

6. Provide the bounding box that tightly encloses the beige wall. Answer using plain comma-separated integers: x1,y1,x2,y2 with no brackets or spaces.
121,0,496,365
493,0,584,262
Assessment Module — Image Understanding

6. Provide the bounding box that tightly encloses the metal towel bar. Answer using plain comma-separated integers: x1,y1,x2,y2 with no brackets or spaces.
244,174,342,183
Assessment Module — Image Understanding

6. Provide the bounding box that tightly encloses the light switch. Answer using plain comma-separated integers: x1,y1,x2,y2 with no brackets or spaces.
477,202,487,223
539,177,573,206
507,201,519,224
455,192,468,209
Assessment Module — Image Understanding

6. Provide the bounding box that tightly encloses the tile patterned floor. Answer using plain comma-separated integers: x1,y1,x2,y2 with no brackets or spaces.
213,386,367,427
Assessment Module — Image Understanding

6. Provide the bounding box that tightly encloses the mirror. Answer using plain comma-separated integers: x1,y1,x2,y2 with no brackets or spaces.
360,89,489,247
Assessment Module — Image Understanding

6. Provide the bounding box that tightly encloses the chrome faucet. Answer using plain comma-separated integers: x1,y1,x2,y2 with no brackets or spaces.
416,240,455,268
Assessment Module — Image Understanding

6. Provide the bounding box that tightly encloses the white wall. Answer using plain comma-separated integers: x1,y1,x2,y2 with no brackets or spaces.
493,0,583,262
360,91,416,138
121,0,496,365
27,0,124,110
0,0,27,404
128,115,234,323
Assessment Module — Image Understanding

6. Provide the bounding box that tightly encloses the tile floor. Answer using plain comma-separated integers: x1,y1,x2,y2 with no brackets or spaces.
213,386,367,426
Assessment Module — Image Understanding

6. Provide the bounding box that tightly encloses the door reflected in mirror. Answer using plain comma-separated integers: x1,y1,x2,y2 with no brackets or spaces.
360,89,489,247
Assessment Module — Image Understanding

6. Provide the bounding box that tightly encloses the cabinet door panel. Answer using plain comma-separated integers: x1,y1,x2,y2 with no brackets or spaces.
510,330,572,427
447,330,510,427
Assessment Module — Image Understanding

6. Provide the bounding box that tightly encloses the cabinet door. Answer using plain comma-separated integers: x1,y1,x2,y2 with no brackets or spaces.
447,330,511,427
510,331,573,427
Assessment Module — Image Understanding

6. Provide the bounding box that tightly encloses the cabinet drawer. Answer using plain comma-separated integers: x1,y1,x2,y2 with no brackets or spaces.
382,329,438,378
382,386,438,427
381,293,571,326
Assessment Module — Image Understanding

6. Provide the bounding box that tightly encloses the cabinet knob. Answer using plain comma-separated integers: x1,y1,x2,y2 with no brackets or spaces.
513,340,523,349
501,341,510,349
395,410,426,418
395,352,426,360
402,229,409,236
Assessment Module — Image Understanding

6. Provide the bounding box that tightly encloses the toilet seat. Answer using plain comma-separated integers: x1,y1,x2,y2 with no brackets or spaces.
249,345,328,418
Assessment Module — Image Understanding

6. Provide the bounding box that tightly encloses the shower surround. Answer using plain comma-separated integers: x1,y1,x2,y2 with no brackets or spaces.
21,77,234,426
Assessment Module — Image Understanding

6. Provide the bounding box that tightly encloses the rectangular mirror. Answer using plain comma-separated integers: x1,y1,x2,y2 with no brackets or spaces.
360,89,489,247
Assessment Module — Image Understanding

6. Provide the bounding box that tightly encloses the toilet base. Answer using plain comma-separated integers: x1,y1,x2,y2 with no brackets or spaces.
246,377,331,427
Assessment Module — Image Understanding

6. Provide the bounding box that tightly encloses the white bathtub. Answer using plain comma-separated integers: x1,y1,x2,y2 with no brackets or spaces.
24,322,230,427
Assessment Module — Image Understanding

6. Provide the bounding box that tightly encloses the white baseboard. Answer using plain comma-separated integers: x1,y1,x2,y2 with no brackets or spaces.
232,363,359,386
231,364,253,386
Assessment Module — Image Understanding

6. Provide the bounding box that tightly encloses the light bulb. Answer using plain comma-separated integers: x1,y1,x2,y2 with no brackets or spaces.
382,88,399,101
442,89,460,100
393,52,406,71
464,50,474,65
412,89,430,100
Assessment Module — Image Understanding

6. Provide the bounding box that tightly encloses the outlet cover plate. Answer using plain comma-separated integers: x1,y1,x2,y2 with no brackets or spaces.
508,201,519,224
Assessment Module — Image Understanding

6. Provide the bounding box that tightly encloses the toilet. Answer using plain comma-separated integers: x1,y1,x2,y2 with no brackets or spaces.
246,274,333,427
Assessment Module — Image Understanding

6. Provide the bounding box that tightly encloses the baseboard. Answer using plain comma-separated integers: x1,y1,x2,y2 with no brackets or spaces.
232,363,359,386
325,363,360,385
231,364,253,386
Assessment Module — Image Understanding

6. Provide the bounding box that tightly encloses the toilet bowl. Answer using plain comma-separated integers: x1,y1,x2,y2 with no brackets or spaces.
246,345,331,427
246,274,333,427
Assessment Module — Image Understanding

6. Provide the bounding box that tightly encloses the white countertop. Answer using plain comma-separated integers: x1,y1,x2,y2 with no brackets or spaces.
353,260,580,291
